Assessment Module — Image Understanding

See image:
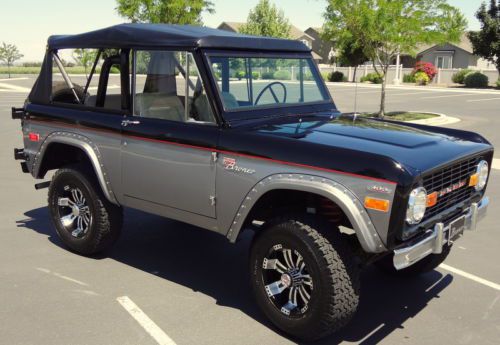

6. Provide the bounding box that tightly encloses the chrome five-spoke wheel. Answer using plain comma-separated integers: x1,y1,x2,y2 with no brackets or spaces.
262,244,313,316
57,185,92,238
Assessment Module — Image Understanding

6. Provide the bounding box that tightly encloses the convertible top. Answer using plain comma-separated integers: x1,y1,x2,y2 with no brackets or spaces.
47,23,310,52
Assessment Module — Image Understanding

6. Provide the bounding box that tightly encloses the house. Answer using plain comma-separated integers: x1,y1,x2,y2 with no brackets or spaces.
217,22,323,62
304,27,334,64
401,34,496,70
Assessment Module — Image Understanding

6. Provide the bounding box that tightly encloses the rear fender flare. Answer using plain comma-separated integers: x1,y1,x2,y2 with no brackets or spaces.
32,131,119,205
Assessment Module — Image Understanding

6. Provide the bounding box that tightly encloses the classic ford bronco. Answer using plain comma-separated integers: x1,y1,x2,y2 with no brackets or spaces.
13,24,492,341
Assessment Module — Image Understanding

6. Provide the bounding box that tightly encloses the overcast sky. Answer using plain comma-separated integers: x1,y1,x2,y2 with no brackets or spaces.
0,0,485,62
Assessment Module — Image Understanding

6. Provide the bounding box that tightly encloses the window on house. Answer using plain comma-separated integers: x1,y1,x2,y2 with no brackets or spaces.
436,55,452,69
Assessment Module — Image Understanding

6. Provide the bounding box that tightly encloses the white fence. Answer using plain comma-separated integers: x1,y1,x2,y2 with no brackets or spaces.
318,65,499,85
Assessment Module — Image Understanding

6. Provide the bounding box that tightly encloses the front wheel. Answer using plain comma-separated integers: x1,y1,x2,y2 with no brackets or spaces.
250,215,360,341
48,166,122,255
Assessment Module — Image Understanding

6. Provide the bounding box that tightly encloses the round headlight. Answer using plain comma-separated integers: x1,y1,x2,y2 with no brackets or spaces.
476,160,489,191
406,187,427,225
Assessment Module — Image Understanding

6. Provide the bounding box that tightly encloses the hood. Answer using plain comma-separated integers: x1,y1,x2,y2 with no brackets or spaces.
252,115,492,175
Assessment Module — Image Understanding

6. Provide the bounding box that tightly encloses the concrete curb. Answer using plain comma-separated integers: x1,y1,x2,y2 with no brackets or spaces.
405,112,461,126
325,81,500,94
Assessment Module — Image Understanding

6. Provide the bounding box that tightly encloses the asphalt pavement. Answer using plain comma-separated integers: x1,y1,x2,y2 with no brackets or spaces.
1,76,499,345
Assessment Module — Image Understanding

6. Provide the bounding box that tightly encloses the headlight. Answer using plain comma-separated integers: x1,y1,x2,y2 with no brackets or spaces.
406,187,427,225
475,160,489,191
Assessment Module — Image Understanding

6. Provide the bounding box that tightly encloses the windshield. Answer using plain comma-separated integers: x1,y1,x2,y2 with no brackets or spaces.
208,55,330,112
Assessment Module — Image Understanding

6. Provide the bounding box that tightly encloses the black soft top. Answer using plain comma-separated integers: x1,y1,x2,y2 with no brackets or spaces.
47,23,310,52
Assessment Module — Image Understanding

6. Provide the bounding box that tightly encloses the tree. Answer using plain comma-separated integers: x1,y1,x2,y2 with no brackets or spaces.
0,42,23,78
238,0,291,38
116,0,214,24
468,1,500,74
336,36,369,81
72,49,98,78
323,0,466,117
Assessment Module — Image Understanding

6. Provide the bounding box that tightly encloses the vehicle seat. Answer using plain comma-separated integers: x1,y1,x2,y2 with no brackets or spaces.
135,92,185,122
84,94,122,110
222,92,239,109
192,95,215,122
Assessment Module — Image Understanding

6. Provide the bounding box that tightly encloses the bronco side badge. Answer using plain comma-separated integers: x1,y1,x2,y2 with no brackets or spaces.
223,157,256,174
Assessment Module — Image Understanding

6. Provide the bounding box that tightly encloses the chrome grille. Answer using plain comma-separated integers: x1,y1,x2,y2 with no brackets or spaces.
422,157,478,221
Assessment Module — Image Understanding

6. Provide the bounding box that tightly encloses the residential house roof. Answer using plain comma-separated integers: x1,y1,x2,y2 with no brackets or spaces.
218,22,314,41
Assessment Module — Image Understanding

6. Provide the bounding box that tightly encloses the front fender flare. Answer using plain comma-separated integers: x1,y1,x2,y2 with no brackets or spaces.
32,131,119,205
226,173,386,253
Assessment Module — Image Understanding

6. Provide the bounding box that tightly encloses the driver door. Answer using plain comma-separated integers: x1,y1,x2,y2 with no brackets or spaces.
121,50,218,218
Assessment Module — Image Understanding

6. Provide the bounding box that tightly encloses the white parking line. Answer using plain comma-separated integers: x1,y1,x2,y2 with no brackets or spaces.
0,82,31,92
0,77,28,82
36,267,89,286
421,93,476,99
466,97,500,102
117,296,177,345
492,158,500,170
439,264,500,291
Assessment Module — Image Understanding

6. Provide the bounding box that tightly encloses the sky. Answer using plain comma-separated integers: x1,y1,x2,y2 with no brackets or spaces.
0,0,486,62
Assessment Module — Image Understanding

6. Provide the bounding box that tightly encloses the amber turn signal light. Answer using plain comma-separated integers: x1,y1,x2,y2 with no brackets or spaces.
364,197,390,212
469,173,478,187
426,192,438,207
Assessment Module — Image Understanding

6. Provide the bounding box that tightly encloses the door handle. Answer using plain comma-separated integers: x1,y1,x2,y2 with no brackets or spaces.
122,120,141,127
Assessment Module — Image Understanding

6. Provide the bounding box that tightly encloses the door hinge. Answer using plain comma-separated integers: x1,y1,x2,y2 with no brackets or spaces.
209,196,216,206
212,151,218,163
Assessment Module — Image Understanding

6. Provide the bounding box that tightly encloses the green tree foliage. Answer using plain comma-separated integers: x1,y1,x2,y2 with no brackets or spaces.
0,42,23,78
323,0,466,117
336,36,369,81
72,49,98,78
238,0,291,38
468,1,500,73
116,0,215,24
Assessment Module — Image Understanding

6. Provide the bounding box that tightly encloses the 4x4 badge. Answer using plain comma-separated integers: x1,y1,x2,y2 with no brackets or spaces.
367,185,391,194
223,157,256,174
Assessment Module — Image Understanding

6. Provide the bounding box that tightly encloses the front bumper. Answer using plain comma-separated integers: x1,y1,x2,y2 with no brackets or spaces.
393,196,489,270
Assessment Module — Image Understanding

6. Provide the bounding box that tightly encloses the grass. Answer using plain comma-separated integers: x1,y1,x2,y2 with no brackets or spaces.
0,66,120,75
360,111,439,121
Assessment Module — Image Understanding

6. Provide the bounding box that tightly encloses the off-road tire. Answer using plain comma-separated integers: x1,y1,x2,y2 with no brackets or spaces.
48,166,122,255
51,81,87,104
250,215,360,341
376,246,451,276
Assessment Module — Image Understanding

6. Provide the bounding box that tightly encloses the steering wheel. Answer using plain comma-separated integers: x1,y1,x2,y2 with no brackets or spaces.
255,81,287,105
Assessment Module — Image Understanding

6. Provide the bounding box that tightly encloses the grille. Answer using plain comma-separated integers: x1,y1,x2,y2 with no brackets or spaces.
422,156,479,221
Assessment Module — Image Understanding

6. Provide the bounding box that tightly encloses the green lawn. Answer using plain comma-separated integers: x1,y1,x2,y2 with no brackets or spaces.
0,66,120,75
360,111,439,121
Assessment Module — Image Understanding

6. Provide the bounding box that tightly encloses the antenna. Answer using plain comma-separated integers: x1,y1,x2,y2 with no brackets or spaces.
353,67,359,121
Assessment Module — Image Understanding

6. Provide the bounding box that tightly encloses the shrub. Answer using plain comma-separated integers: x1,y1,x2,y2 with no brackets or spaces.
451,69,472,84
403,73,415,83
497,79,500,89
414,71,430,85
327,71,344,82
413,61,437,81
464,72,489,88
320,71,329,81
251,71,260,79
360,72,383,84
303,71,314,81
273,69,291,80
234,70,246,79
261,71,274,79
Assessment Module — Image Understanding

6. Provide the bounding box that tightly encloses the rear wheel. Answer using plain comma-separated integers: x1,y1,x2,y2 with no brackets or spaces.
250,215,360,341
48,166,122,255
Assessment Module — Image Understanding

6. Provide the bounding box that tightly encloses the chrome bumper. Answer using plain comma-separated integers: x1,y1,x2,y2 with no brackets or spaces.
393,196,489,270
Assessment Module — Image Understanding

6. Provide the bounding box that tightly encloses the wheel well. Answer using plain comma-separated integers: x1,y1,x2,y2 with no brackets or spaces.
37,143,93,178
244,189,353,229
